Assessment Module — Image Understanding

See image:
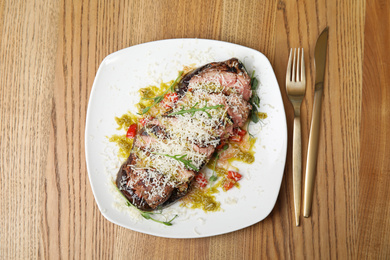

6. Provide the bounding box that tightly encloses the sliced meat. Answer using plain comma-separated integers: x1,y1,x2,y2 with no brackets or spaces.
193,144,215,158
116,154,177,211
187,58,252,101
207,92,251,128
175,165,196,183
215,121,234,140
116,58,253,211
133,132,154,149
176,58,251,101
128,168,174,209
226,94,252,127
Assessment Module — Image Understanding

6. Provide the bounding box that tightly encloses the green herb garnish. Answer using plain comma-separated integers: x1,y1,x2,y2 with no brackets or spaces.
138,71,183,115
249,71,260,122
248,70,261,139
140,210,178,226
209,174,218,182
115,185,178,226
168,102,224,118
251,72,259,91
210,143,229,181
152,152,199,171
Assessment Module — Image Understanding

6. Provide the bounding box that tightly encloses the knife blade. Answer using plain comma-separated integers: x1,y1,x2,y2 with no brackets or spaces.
314,28,329,88
303,27,328,217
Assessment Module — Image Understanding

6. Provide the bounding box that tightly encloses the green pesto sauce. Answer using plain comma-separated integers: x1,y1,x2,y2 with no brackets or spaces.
227,139,256,165
181,188,221,212
109,112,138,159
115,113,138,130
230,151,255,164
258,112,268,120
109,134,133,159
136,81,173,117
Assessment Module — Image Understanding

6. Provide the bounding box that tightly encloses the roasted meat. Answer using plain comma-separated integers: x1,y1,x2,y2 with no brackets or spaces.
116,58,252,211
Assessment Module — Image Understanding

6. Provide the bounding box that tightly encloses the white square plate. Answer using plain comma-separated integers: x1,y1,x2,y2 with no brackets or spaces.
85,39,287,238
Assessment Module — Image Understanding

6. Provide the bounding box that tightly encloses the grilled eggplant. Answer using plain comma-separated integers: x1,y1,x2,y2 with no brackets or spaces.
116,58,252,211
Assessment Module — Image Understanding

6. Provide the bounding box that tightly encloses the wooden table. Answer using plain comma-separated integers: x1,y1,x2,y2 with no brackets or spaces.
1,0,389,259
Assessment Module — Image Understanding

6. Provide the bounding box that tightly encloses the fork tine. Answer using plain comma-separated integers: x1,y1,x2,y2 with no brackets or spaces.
292,48,296,82
296,48,300,81
301,48,305,82
286,48,293,83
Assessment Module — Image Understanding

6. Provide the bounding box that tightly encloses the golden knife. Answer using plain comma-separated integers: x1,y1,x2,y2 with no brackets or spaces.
303,27,329,217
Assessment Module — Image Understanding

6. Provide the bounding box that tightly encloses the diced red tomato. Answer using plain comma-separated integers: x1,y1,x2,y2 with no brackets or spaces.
162,92,179,109
230,135,242,142
139,116,153,127
195,173,208,188
223,171,242,191
230,128,246,142
232,127,246,137
236,128,247,136
216,141,226,150
126,124,137,138
227,171,242,182
223,179,236,191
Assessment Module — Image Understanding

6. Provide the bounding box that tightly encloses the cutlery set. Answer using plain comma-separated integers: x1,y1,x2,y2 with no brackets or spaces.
286,27,328,226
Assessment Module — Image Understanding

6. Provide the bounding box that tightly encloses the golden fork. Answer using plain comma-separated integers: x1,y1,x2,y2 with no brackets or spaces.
286,48,306,226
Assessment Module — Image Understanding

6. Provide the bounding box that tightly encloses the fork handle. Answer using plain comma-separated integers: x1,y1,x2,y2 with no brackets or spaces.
293,116,302,226
303,88,323,217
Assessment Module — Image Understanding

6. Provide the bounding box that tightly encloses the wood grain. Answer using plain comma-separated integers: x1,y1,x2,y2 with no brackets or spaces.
0,0,59,258
1,0,387,259
358,0,390,258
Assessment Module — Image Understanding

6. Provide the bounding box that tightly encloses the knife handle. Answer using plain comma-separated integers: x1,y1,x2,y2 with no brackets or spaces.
293,116,302,226
303,87,323,217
